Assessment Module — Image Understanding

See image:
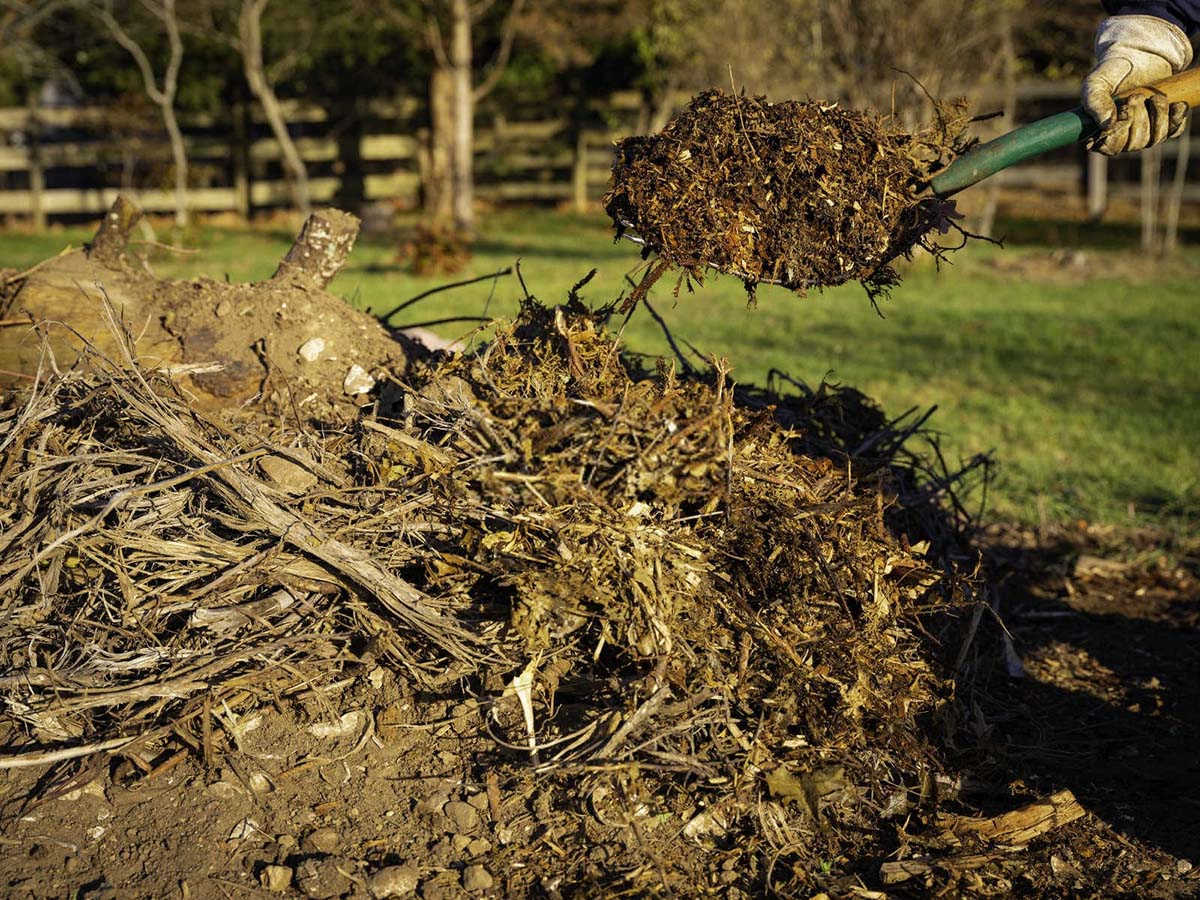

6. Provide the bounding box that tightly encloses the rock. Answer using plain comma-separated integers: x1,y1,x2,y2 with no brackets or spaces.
228,818,264,841
367,865,420,898
205,780,244,800
276,834,299,858
249,772,273,794
295,857,352,899
298,337,326,362
419,873,458,900
417,374,475,409
462,864,494,892
308,709,365,740
343,364,376,396
465,792,489,812
466,838,491,856
259,453,318,494
302,826,341,855
449,702,478,736
451,834,471,853
61,778,108,803
260,865,293,892
443,800,481,833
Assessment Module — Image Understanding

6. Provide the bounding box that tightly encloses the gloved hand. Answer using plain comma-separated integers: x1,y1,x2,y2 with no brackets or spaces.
1082,14,1193,155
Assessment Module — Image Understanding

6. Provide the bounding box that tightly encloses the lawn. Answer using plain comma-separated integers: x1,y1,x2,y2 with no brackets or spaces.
3,210,1198,531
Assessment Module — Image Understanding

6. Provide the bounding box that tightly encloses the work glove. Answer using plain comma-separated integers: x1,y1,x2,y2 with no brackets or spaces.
1082,14,1193,155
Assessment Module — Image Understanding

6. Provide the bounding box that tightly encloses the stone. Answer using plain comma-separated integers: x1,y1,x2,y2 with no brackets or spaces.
462,865,494,892
258,453,317,494
298,337,326,362
343,364,376,396
466,838,491,856
302,826,340,855
465,792,489,812
367,865,420,898
442,800,480,833
295,858,352,899
260,865,293,892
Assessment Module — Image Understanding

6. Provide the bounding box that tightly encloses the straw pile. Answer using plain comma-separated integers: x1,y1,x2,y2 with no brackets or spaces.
606,89,971,300
0,294,982,892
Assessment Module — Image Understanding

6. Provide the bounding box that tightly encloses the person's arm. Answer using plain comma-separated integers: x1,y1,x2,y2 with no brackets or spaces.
1084,4,1196,154
1103,1,1200,33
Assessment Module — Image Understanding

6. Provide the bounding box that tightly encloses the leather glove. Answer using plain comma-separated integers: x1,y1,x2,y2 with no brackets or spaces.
1082,14,1193,155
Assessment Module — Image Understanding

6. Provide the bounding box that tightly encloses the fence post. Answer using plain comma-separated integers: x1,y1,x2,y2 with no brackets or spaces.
232,100,252,221
27,94,46,231
572,131,589,212
1086,152,1107,221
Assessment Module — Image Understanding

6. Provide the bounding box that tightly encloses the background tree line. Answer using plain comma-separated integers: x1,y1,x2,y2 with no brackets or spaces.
0,0,1106,231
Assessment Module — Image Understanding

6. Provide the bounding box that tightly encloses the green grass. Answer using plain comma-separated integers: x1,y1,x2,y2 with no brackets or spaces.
4,211,1198,531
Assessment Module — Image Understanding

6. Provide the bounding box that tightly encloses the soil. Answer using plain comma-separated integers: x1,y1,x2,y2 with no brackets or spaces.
0,525,1195,899
605,90,972,301
2,204,1198,899
0,224,417,416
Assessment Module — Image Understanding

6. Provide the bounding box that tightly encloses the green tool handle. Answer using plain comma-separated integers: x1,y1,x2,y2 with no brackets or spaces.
929,109,1096,197
928,66,1200,197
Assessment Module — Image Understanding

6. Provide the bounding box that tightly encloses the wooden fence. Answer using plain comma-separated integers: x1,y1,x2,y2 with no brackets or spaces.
0,82,1195,223
0,96,626,223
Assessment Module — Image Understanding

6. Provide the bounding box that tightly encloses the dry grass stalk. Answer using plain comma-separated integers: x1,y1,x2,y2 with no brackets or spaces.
0,288,987,893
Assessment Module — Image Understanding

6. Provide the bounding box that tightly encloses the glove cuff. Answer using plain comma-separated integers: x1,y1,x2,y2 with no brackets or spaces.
1095,14,1194,72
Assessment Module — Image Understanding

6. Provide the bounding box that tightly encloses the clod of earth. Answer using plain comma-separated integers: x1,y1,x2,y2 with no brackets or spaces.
605,89,972,300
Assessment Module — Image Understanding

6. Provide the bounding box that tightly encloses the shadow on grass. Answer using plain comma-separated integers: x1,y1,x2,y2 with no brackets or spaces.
993,215,1200,250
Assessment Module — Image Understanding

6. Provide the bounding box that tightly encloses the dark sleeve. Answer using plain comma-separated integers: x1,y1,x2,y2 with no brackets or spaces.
1103,0,1200,33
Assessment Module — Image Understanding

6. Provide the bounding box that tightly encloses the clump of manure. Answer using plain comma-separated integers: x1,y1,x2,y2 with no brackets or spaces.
605,89,973,301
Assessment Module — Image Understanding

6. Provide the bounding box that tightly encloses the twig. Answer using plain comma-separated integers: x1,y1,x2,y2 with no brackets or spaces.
640,296,695,376
376,266,512,323
0,735,140,770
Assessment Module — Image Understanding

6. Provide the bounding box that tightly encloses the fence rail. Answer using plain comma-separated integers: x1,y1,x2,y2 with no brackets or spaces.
0,82,1193,223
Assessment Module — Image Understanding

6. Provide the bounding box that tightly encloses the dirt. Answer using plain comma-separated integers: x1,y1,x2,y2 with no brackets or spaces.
0,217,417,416
2,203,1199,899
0,529,1196,899
605,89,973,301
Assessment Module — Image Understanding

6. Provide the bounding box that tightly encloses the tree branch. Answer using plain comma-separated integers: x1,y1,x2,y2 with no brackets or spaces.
90,0,170,106
468,0,496,22
472,0,524,101
426,14,449,68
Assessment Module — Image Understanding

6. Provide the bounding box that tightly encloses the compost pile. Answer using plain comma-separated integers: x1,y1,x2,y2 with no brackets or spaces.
606,89,971,298
0,283,985,892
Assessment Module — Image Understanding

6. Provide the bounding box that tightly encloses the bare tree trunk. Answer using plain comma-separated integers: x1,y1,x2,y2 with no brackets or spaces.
411,0,523,233
239,0,311,216
93,0,189,228
161,101,189,228
426,66,455,226
231,97,252,221
977,5,1016,238
1163,116,1191,253
449,0,474,234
